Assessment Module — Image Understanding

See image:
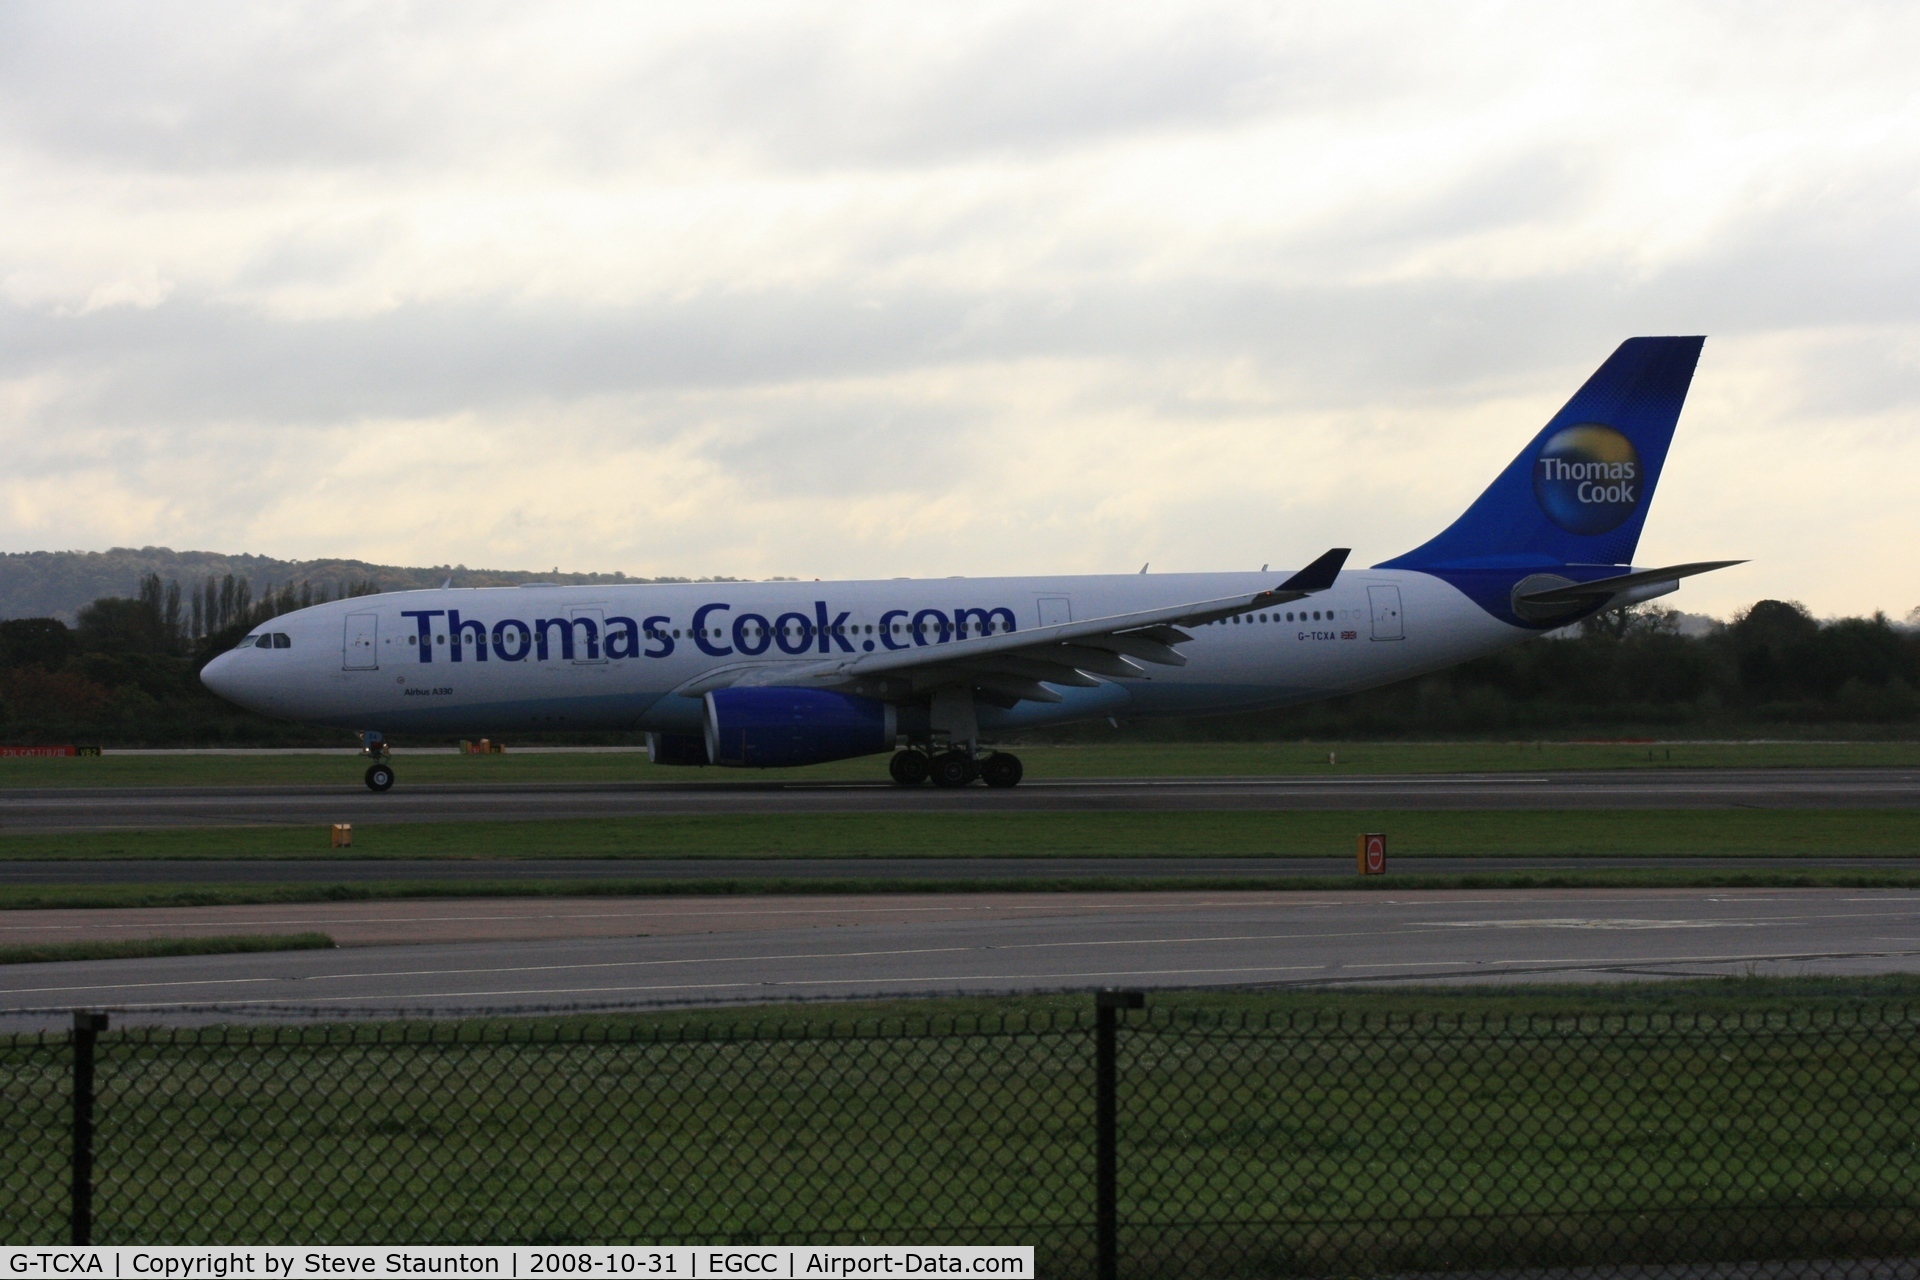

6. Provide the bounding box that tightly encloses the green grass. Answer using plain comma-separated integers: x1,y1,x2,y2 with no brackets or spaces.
4,807,1916,861
356,972,1920,1031
7,976,1920,1267
0,932,332,966
7,864,1920,912
2,739,1915,788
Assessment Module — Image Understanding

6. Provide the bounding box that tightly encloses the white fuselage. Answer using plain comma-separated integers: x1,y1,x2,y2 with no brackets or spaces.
200,568,1530,739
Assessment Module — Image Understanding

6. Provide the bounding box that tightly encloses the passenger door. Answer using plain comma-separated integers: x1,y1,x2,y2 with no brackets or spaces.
343,612,379,669
570,607,607,663
1367,586,1404,641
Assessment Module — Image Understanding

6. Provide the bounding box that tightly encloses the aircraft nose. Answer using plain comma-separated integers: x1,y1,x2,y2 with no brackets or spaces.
200,651,247,705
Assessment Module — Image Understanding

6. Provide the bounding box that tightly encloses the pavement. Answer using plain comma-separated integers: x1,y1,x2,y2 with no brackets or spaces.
0,768,1915,832
6,886,1920,1025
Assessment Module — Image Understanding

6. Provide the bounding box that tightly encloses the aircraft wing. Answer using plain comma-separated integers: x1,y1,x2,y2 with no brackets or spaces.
752,548,1351,707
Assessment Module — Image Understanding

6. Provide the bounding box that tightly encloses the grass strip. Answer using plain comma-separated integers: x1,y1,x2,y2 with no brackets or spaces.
6,866,1920,911
277,974,1920,1040
2,739,1916,788
396,972,1920,1033
6,973,1920,1260
6,808,1919,860
0,931,333,965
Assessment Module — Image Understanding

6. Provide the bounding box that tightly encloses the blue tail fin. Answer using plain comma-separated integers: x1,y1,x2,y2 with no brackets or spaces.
1378,336,1704,572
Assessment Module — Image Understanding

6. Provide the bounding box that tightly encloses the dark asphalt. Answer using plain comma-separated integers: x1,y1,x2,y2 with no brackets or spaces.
0,768,1914,833
1,854,1916,886
6,886,1919,1025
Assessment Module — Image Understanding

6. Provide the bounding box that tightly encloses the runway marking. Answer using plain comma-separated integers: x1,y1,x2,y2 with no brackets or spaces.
18,947,1920,1014
5,920,1910,1001
12,886,1854,936
0,927,1429,995
1418,918,1759,930
0,898,1339,933
0,893,1463,935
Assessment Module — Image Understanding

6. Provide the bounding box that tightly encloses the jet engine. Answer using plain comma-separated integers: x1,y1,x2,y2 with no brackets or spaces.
645,732,710,766
702,687,896,768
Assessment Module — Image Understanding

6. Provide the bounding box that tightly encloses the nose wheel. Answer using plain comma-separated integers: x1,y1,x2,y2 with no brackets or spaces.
364,763,395,792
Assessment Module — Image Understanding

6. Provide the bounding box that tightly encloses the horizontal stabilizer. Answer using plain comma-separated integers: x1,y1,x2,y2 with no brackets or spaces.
1515,560,1745,606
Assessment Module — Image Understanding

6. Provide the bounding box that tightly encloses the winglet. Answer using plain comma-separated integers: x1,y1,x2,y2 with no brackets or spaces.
1276,548,1349,594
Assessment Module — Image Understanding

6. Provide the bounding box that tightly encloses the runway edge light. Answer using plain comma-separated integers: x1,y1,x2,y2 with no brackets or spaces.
1357,832,1386,876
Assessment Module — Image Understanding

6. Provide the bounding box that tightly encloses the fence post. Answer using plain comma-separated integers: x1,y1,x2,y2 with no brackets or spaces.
1096,990,1144,1280
71,1010,108,1246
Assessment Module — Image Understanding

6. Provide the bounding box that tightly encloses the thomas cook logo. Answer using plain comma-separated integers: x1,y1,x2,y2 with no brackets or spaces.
1533,423,1641,535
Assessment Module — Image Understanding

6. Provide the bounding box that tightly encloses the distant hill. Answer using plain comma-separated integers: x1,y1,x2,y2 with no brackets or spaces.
0,547,742,621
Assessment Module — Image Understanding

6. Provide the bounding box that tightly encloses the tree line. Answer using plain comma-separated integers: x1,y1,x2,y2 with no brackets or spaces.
0,585,1912,747
0,574,381,746
93,572,382,659
1065,600,1920,741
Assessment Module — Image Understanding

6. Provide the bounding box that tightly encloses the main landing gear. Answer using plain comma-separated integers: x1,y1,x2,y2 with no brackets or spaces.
364,763,395,792
889,748,1023,789
888,750,931,785
978,753,1024,788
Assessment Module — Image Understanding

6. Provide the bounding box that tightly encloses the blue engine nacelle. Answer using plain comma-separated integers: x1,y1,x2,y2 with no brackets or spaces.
646,732,710,766
703,687,896,768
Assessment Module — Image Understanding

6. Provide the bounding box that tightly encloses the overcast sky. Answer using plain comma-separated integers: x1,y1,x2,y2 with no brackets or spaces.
2,2,1916,618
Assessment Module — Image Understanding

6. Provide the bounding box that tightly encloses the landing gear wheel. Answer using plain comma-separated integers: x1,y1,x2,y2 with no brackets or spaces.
929,750,978,789
364,763,395,792
979,753,1024,788
889,750,930,785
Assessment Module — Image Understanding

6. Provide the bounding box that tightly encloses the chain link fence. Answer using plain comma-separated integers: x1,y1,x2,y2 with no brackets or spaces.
6,997,1920,1278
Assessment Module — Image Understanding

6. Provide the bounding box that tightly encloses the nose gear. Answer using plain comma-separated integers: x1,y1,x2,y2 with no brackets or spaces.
359,731,393,792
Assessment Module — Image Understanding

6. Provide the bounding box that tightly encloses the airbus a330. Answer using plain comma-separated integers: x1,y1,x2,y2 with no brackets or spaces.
202,337,1738,791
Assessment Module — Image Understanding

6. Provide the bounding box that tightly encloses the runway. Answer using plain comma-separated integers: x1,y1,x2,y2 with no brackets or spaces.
2,853,1914,887
0,767,1914,832
5,886,1919,1025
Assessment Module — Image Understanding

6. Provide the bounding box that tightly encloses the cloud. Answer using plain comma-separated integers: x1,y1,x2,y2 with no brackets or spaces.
0,1,1916,617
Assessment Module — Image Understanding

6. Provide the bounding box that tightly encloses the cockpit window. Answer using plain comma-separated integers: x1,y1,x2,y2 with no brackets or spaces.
237,634,264,650
272,633,291,649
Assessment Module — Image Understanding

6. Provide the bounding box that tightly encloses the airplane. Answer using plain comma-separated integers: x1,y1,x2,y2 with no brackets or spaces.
201,336,1740,792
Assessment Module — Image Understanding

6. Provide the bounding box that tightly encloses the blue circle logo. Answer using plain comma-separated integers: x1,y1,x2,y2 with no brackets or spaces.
1532,423,1642,536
